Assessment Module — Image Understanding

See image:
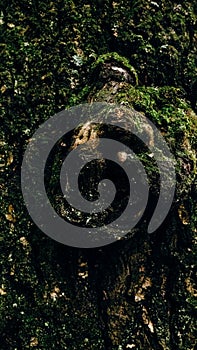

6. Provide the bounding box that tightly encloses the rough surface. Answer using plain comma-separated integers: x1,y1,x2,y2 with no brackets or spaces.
1,0,197,349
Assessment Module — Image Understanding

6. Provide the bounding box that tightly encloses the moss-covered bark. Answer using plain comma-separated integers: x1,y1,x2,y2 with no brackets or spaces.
0,0,196,349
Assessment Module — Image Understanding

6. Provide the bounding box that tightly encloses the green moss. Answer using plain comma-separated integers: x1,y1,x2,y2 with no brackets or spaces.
91,52,139,85
1,0,197,349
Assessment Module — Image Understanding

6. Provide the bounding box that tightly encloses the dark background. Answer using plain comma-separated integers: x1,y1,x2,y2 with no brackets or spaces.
0,1,196,349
